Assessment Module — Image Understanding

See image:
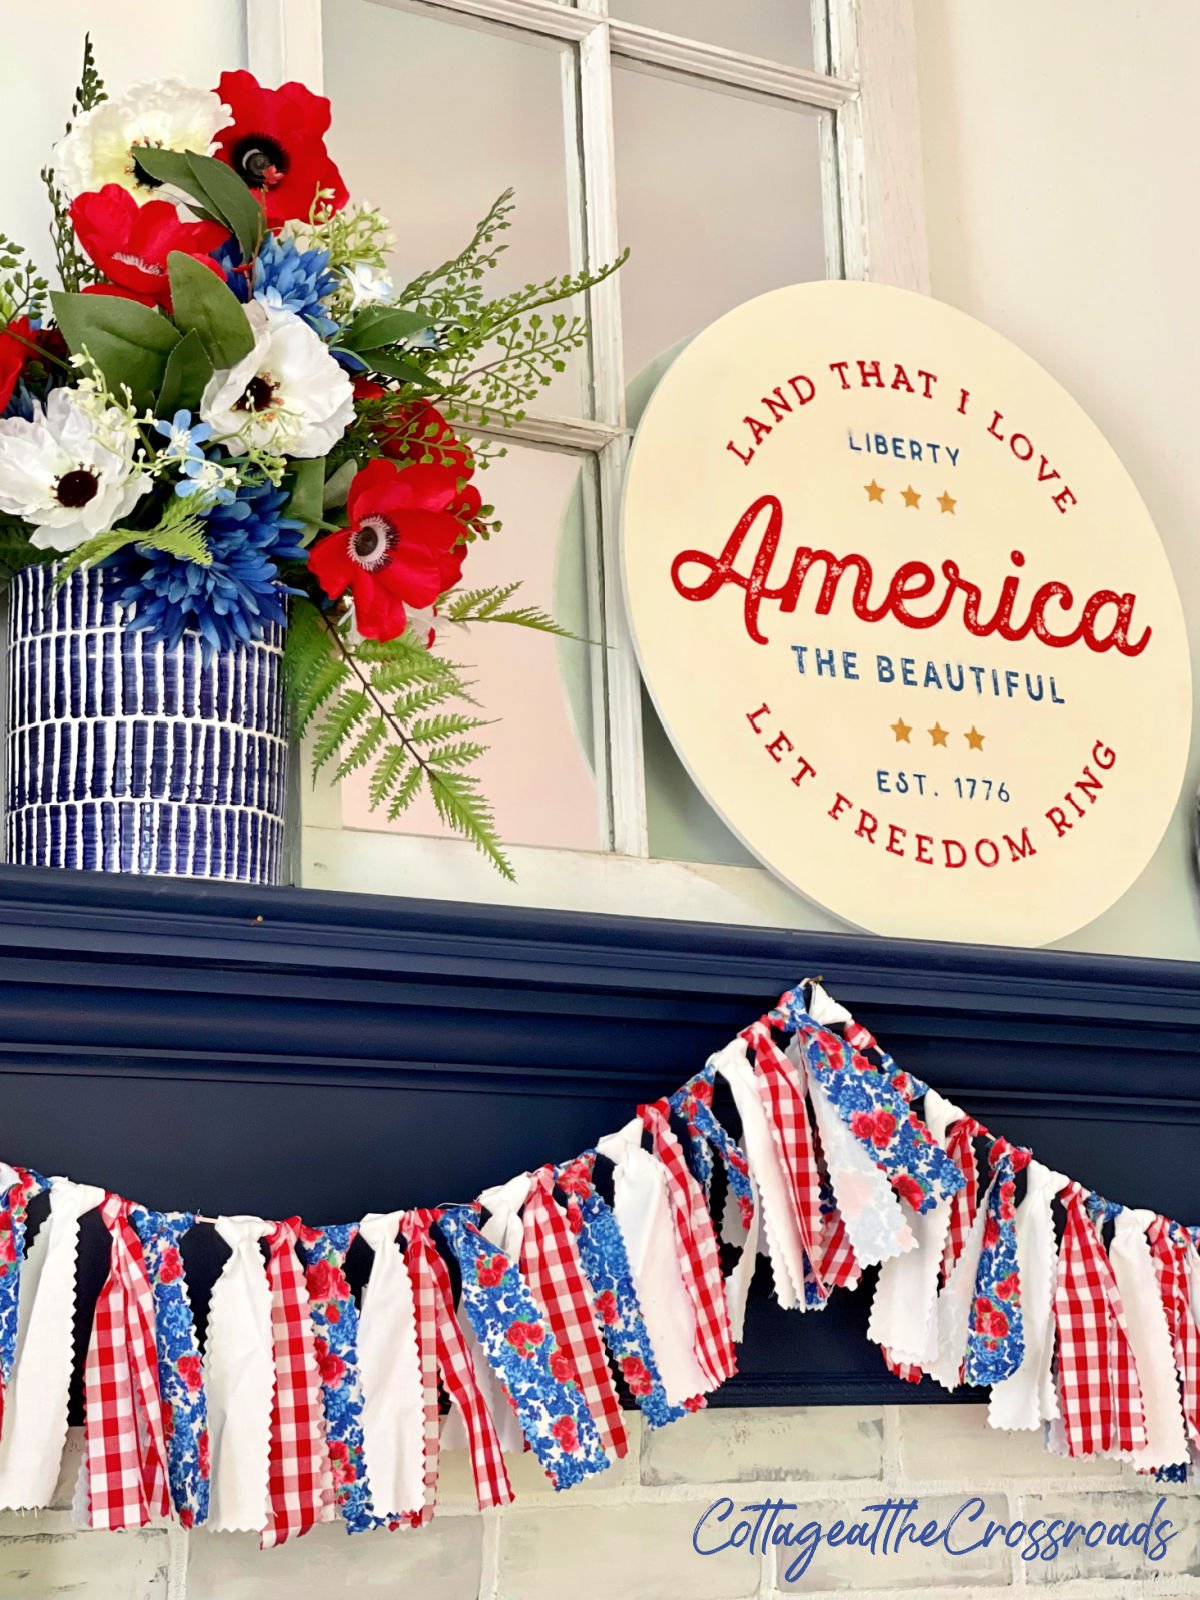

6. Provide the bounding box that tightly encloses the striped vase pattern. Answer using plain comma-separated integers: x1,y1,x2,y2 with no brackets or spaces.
5,562,287,883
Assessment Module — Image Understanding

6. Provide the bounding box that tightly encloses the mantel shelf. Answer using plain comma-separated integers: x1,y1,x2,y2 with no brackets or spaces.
1,864,1197,1406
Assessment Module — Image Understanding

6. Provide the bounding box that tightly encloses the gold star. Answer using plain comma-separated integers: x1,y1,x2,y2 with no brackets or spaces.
901,485,921,509
937,490,957,514
891,717,912,743
965,725,985,751
928,722,948,747
864,480,885,503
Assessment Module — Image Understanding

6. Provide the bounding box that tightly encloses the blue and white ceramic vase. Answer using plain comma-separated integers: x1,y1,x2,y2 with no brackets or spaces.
5,562,287,883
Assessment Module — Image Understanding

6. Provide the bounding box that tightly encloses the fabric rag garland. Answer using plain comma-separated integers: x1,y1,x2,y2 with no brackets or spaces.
1,977,1197,1546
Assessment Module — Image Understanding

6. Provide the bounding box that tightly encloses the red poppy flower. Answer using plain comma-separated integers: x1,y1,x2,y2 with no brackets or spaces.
213,71,349,227
0,318,33,412
70,185,226,308
308,459,474,642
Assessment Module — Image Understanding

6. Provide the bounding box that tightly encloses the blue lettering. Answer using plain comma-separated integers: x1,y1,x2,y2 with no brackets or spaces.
693,1498,738,1555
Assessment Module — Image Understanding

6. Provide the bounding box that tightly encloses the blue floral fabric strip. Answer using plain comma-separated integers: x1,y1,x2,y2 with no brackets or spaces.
669,1070,755,1230
963,1142,1026,1386
556,1158,684,1430
435,1207,609,1490
299,1224,375,1533
0,1167,47,1395
770,990,963,1215
127,1208,210,1526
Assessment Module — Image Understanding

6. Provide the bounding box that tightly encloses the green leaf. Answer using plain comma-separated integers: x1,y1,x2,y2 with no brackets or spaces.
55,500,211,586
50,289,179,409
155,328,214,416
130,146,264,261
167,253,254,371
343,305,438,351
428,769,514,880
185,152,264,260
387,762,424,820
356,349,437,388
313,688,371,770
443,582,576,638
367,743,407,810
285,458,327,542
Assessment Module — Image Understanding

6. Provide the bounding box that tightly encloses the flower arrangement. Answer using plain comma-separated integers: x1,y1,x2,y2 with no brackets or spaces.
0,40,621,876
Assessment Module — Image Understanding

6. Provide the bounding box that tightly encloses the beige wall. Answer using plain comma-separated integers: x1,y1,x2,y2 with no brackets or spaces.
914,0,1200,958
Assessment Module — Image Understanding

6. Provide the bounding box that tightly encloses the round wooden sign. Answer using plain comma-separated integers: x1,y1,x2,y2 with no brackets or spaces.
621,282,1192,945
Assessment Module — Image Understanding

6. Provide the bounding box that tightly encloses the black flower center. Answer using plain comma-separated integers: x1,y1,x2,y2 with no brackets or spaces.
129,142,164,190
55,468,100,509
350,516,396,571
230,132,289,190
234,374,277,414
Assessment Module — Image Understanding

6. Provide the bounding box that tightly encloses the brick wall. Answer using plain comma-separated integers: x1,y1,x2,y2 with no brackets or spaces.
4,1407,1198,1598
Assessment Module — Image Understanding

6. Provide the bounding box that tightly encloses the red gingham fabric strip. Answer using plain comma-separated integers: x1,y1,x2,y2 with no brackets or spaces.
817,1207,861,1291
741,1023,823,1299
399,1210,444,1526
941,1119,982,1286
882,1350,924,1384
1054,1184,1147,1458
1148,1217,1200,1449
84,1195,170,1530
404,1212,513,1514
522,1169,627,1460
639,1099,736,1390
262,1218,330,1548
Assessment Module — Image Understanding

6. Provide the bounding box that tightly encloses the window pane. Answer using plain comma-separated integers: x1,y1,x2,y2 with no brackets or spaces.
338,444,607,852
610,0,819,68
321,2,589,419
612,68,832,377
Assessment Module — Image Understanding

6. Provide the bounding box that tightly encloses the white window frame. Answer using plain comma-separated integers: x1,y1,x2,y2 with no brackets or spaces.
249,0,930,928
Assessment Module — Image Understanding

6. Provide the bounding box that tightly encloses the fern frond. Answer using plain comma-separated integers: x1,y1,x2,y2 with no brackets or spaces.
332,716,387,782
313,688,371,770
442,582,574,637
409,712,490,746
387,762,425,820
428,769,514,880
424,740,490,769
368,743,408,810
294,654,347,737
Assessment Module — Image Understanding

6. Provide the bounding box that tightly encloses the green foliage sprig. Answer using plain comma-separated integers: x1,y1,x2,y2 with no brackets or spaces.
41,35,105,293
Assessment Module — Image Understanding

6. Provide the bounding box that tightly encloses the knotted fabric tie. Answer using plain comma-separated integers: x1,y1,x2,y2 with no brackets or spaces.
0,1166,46,1444
262,1217,331,1548
1109,1209,1189,1471
84,1194,170,1529
942,1118,983,1285
0,1177,102,1510
522,1169,627,1460
554,1157,682,1430
1054,1183,1147,1457
1147,1217,1200,1451
127,1208,209,1528
401,1209,513,1519
963,1138,1029,1386
638,1099,736,1389
299,1224,372,1532
741,1022,822,1298
358,1212,424,1526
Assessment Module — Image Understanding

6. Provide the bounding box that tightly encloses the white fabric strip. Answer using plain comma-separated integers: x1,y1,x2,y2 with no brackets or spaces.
1109,1208,1189,1469
597,1119,710,1406
928,1174,991,1392
358,1211,426,1521
711,1039,805,1309
988,1160,1065,1430
0,1177,102,1510
868,1090,959,1366
442,1175,530,1454
805,1064,915,1270
205,1217,274,1533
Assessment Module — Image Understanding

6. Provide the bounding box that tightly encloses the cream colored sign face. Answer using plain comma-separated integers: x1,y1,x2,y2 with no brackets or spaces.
622,282,1192,945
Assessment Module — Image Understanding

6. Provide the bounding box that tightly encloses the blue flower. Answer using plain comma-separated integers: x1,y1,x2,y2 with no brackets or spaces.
154,409,212,468
115,476,307,654
250,234,339,337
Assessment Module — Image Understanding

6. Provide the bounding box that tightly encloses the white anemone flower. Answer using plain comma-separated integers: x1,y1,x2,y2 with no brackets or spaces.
342,263,396,312
0,388,151,551
200,302,355,459
51,78,231,204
